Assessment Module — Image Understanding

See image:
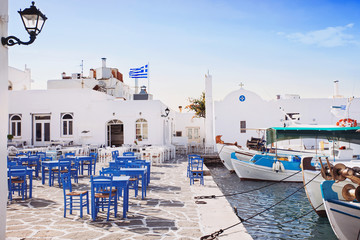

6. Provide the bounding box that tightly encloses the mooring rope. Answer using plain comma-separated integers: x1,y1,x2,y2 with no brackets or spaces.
195,169,302,200
200,171,322,240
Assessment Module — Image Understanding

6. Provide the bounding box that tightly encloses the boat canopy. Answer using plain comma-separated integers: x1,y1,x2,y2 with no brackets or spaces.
266,126,360,145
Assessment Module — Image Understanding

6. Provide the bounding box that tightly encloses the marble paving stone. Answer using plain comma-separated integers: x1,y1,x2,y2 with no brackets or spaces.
6,155,252,240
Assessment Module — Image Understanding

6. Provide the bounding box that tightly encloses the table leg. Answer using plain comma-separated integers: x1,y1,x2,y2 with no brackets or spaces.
29,173,33,198
49,168,52,186
41,165,45,185
123,185,129,218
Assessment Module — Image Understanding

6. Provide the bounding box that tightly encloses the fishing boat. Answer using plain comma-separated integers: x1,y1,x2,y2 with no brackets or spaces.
216,135,256,171
321,177,360,239
231,151,303,182
299,126,360,216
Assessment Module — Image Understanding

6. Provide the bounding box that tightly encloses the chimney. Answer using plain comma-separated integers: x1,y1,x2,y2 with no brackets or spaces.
102,58,106,68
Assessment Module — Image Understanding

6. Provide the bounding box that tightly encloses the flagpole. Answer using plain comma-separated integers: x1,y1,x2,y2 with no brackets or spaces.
147,62,150,93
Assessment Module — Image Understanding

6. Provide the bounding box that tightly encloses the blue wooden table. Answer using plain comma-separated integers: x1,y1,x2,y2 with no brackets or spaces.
109,160,151,185
113,176,130,218
90,176,130,219
119,168,147,199
41,160,70,186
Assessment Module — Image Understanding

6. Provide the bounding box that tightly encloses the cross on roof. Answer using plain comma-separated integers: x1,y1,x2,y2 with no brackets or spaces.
239,82,244,88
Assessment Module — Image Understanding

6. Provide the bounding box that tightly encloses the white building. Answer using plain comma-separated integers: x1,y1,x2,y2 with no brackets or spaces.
8,59,177,148
214,84,360,152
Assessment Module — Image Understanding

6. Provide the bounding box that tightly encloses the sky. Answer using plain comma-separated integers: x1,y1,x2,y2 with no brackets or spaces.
7,0,360,111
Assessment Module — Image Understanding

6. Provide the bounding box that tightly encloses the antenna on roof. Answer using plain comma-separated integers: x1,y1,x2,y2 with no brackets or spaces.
80,60,84,78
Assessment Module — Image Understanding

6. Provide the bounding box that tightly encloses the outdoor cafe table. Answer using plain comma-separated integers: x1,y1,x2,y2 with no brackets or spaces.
67,156,93,175
90,176,130,219
109,160,151,185
41,160,70,186
119,167,147,199
7,167,33,198
15,156,40,178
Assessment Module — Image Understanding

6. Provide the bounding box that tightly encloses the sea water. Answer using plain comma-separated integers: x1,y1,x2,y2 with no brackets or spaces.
207,164,337,240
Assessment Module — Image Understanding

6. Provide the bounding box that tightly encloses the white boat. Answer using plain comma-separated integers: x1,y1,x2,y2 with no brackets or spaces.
302,157,360,217
231,153,303,182
297,126,360,216
321,180,360,240
216,143,255,171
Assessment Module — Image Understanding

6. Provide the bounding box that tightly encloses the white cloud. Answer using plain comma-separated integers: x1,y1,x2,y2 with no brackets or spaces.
285,23,356,47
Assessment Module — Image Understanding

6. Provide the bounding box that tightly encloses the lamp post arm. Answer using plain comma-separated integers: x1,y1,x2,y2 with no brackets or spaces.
1,32,36,46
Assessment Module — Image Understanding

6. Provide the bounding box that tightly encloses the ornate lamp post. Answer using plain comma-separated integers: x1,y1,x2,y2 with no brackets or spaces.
0,1,47,239
161,107,170,117
1,1,47,46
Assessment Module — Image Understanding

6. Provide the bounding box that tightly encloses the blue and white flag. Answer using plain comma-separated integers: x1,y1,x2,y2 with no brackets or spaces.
331,105,347,118
129,64,148,78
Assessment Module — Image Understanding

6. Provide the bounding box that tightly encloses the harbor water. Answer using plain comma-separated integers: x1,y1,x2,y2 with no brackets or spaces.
207,164,337,240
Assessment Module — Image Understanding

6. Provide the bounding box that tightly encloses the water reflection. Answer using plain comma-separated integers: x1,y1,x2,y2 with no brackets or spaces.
207,164,337,240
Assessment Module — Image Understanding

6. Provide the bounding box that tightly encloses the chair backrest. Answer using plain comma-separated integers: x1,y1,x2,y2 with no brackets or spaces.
190,157,204,170
123,152,135,156
8,166,27,178
111,150,119,160
90,175,113,195
99,167,120,177
61,173,72,193
36,152,46,160
28,155,39,165
59,158,72,170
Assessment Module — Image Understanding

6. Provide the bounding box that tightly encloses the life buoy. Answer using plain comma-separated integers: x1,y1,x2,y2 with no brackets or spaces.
336,118,358,127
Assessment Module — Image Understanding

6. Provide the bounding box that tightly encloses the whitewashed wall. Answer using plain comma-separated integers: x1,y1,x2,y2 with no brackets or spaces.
215,88,360,150
8,66,31,90
8,88,172,147
173,112,205,145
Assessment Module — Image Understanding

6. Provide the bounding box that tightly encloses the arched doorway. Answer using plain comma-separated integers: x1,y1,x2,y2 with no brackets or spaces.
107,119,124,147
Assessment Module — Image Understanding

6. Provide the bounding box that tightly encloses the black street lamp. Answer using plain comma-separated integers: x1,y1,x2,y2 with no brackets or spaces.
1,1,47,46
161,107,170,117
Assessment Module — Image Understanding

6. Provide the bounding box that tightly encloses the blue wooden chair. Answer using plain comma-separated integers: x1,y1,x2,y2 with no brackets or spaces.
28,155,40,178
70,159,79,183
111,150,119,160
82,155,96,175
61,173,89,218
90,175,117,221
51,158,71,186
189,157,204,185
8,166,28,200
187,154,201,177
90,152,98,175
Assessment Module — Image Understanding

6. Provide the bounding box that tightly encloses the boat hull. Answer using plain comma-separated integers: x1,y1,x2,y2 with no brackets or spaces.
216,144,255,171
302,158,356,217
231,157,302,182
321,180,360,240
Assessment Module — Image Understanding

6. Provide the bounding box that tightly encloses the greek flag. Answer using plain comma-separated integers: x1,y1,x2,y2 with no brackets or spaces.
129,64,148,78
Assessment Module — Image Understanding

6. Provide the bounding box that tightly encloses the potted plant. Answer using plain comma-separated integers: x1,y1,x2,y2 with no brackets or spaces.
7,134,13,142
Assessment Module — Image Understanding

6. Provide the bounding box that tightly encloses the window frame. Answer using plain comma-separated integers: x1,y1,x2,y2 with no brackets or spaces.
9,114,22,138
61,113,74,137
135,118,148,140
240,120,246,133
